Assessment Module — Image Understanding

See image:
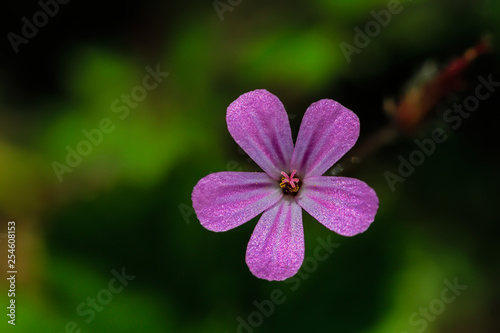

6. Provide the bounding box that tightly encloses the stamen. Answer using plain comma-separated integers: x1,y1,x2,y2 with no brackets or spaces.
279,170,300,194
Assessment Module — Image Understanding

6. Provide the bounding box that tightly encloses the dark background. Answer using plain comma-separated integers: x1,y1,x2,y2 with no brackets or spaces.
1,0,499,332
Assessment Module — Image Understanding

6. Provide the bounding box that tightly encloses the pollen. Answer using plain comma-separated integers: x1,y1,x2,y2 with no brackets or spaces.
279,170,300,195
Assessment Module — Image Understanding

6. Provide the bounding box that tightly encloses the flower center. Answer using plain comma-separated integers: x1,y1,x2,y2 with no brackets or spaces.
279,170,300,195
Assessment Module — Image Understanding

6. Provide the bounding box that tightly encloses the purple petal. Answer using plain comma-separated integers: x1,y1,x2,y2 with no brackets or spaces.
227,90,294,180
296,176,378,236
290,99,360,177
246,198,304,281
192,172,282,232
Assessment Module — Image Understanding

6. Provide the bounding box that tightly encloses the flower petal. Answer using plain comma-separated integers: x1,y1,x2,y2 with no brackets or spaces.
246,198,304,281
290,99,360,177
227,89,294,180
296,176,378,236
192,172,282,232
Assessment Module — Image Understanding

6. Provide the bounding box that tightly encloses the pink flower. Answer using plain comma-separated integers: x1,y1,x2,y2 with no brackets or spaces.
192,89,379,281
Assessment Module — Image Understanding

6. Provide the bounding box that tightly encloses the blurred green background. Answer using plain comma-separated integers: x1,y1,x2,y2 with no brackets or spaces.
1,0,499,332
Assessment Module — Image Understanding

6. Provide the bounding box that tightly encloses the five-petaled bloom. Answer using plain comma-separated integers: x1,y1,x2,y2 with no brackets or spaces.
192,89,379,281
